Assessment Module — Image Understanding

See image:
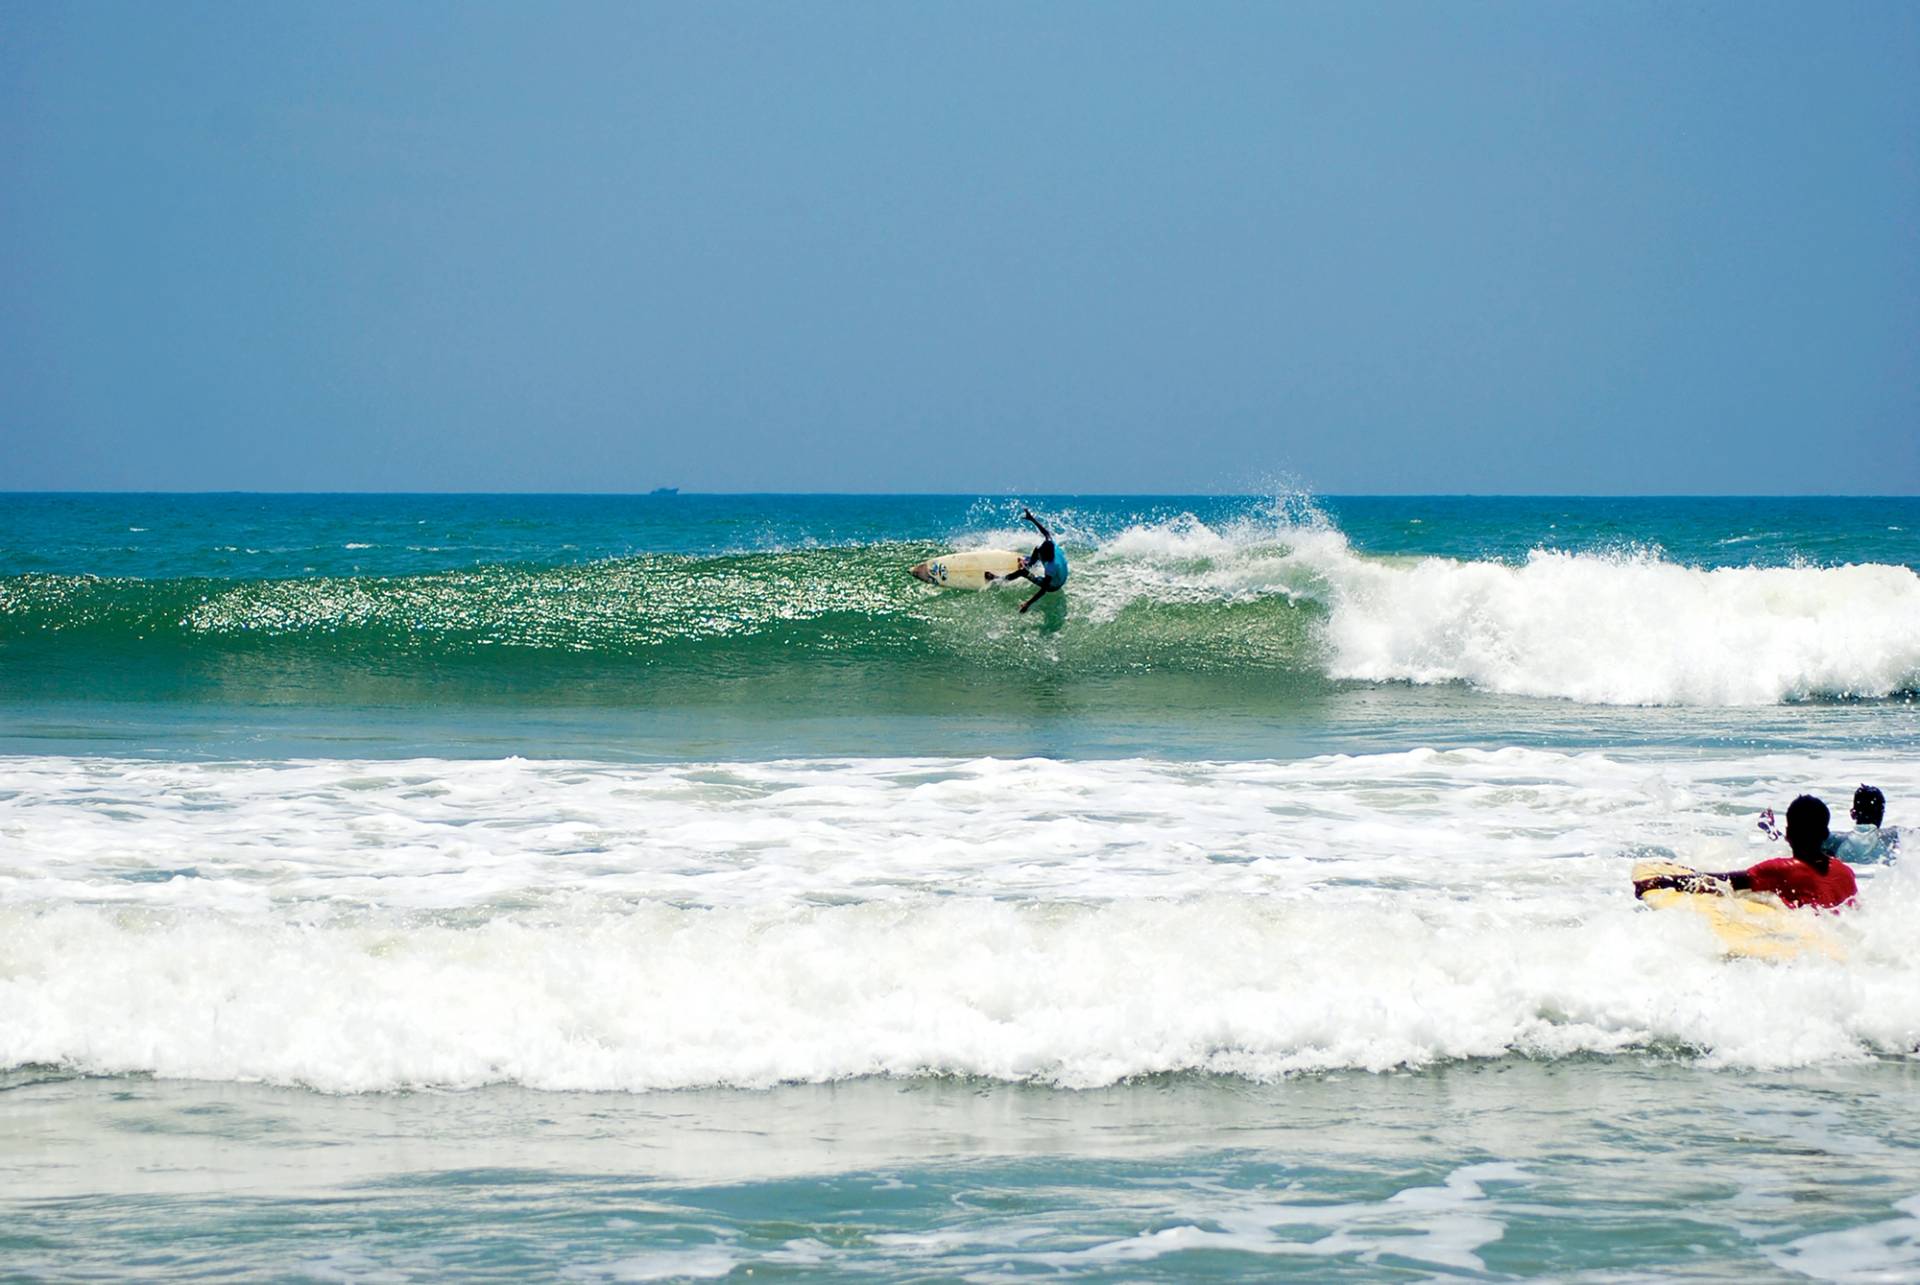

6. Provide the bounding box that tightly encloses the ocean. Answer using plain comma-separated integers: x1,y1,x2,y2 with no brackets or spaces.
3,492,1919,1280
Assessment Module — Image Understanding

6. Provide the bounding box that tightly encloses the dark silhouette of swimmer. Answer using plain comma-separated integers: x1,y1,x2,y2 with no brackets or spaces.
1636,794,1858,910
985,508,1070,613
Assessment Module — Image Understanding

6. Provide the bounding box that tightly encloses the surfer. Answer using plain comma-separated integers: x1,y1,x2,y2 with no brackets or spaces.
985,508,1069,613
1824,785,1899,864
1635,795,1858,909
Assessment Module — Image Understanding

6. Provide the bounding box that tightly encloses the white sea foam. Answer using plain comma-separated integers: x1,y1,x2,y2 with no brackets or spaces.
1317,547,1920,705
1767,1193,1920,1281
1007,1162,1531,1274
560,1249,740,1281
1071,513,1920,705
2,752,1917,1092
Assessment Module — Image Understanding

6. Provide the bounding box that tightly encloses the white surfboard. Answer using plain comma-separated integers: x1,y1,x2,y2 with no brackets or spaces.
909,549,1025,590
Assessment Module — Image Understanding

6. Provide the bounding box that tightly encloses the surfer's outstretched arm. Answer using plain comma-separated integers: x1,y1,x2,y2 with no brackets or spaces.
1022,509,1051,539
1633,870,1753,898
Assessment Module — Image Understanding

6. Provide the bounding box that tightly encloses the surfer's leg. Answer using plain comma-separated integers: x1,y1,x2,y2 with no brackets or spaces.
1019,586,1048,613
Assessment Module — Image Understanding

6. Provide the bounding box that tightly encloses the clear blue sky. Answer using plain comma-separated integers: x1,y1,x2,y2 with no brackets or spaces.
3,1,1916,494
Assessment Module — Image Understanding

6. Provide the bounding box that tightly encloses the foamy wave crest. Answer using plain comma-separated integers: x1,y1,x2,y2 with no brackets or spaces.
4,889,1918,1093
1317,548,1920,706
1074,510,1920,705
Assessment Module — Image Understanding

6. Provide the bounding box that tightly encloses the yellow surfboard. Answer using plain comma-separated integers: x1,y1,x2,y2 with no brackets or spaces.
1631,860,1842,961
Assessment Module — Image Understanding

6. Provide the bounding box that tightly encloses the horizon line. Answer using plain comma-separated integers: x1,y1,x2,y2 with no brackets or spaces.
6,490,1920,500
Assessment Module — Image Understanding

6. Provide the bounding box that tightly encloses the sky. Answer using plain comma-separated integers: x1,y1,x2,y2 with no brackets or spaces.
2,1,1916,494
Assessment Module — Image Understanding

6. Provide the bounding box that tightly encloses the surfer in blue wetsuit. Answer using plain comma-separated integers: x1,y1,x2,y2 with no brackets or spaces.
986,508,1069,613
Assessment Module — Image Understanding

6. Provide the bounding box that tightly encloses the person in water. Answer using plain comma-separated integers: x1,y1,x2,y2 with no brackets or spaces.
1636,794,1858,910
1824,784,1900,864
986,508,1069,613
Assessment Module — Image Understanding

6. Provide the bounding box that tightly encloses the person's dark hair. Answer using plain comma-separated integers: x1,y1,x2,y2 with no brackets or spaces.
1785,794,1831,856
1853,785,1886,827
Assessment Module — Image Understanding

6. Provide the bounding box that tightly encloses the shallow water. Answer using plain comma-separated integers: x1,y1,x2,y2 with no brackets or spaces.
8,1063,1920,1280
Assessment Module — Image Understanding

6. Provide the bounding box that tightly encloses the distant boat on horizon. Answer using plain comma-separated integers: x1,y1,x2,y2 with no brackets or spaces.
648,487,679,496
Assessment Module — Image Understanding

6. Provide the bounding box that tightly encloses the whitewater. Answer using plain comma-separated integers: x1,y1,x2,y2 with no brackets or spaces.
5,747,1919,1092
1076,513,1920,704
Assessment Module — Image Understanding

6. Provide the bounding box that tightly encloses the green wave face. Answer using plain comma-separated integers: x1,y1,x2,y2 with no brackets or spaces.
0,545,1332,708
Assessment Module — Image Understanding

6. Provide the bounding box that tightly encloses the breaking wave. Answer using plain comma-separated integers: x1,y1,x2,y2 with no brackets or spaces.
4,507,1917,706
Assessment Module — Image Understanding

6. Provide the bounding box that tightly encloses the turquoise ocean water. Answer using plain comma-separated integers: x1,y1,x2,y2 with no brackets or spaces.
4,493,1920,1279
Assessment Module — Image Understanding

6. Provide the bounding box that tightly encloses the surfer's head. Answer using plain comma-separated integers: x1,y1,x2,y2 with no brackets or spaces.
1784,794,1831,859
1852,785,1885,827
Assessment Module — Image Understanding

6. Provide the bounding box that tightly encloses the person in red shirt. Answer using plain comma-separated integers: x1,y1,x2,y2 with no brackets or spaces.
1636,794,1858,910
